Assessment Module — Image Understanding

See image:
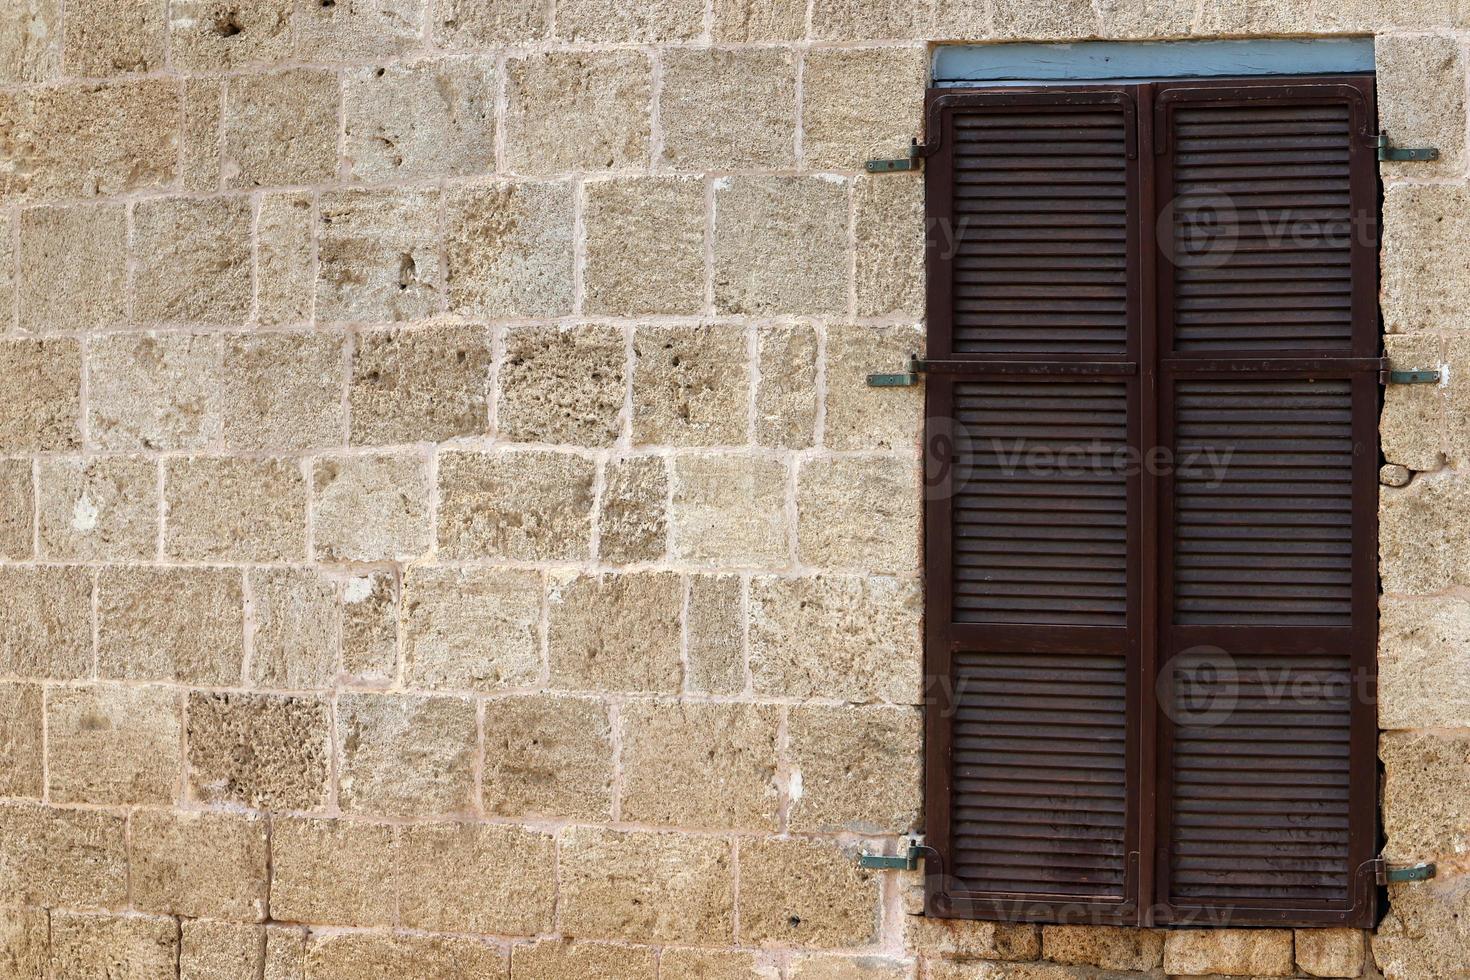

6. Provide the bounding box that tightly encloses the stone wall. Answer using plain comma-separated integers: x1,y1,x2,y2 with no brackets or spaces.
0,0,1466,978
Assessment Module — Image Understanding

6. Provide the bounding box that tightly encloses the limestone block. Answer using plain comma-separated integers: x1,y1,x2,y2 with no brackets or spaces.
1372,879,1470,980
803,48,924,172
583,176,706,316
670,453,790,567
633,324,750,447
1379,596,1470,729
38,456,159,560
687,573,744,695
1041,925,1164,971
436,449,595,561
0,461,30,559
433,0,551,46
164,456,307,562
318,191,442,324
269,816,395,927
1381,730,1470,862
221,331,344,449
660,49,797,170
510,940,656,980
169,0,292,71
504,51,652,174
48,912,178,980
295,0,425,63
0,684,42,799
756,324,817,449
786,705,921,834
180,921,263,980
186,692,331,810
396,822,557,935
98,567,245,684
1161,929,1294,977
809,0,933,39
499,324,625,446
349,323,491,444
18,203,126,332
224,68,339,188
446,181,575,318
130,810,269,921
555,0,702,41
341,570,398,683
344,56,495,182
797,456,920,571
598,455,669,564
0,0,60,84
46,684,181,806
1381,334,1445,471
0,337,80,451
0,566,92,679
312,453,432,562
249,568,338,689
790,956,914,980
133,196,253,326
88,333,221,451
1380,470,1470,595
1382,184,1470,334
737,838,879,948
1295,928,1365,978
306,932,504,980
336,691,477,817
714,177,848,316
855,175,924,318
0,802,127,908
254,195,315,327
824,324,924,451
482,694,613,820
712,0,805,40
548,572,682,692
402,566,542,691
182,79,223,192
1378,35,1467,179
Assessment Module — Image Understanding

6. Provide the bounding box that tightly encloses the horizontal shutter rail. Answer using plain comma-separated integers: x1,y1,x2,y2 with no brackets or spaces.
919,359,1139,376
1151,83,1372,154
1161,356,1384,374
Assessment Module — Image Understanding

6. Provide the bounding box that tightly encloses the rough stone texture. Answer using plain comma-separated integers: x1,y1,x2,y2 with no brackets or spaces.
249,568,338,689
661,948,771,979
313,453,432,562
336,692,478,817
254,195,315,326
855,175,925,318
798,457,920,572
0,565,93,679
809,0,933,39
433,0,551,46
482,694,613,820
48,912,178,980
396,822,557,935
306,932,505,980
687,574,745,694
712,0,805,40
0,461,31,559
738,838,879,949
714,176,848,316
749,575,922,704
548,571,682,692
789,956,913,980
446,181,575,318
181,78,223,192
661,49,797,171
0,684,43,799
633,325,750,447
349,323,491,444
1381,334,1445,471
1448,334,1470,465
670,454,790,567
598,455,669,564
1382,183,1470,334
584,177,706,316
265,925,304,980
803,48,924,172
37,455,158,560
555,0,702,41
180,921,263,980
134,195,253,325
269,816,396,927
46,684,181,806
402,566,542,690
164,456,307,562
88,333,220,452
1041,926,1164,971
786,705,921,834
0,802,128,908
1381,731,1470,862
1379,596,1470,729
1378,35,1467,179
560,827,734,944
0,0,60,84
756,325,817,449
0,905,48,977
130,810,269,921
295,0,427,63
1295,928,1365,978
58,0,158,78
224,69,339,188
437,449,595,560
0,338,81,452
1161,929,1295,977
221,332,344,450
17,203,126,332
504,51,652,174
620,701,780,830
825,324,924,451
512,940,655,979
97,567,245,684
1373,880,1470,980
344,56,495,181
500,324,625,446
168,0,293,71
1380,470,1470,595
318,191,443,324
186,692,331,810
341,570,399,684
1382,463,1413,487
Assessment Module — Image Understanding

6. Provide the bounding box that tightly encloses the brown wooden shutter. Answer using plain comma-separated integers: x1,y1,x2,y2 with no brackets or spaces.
923,76,1380,929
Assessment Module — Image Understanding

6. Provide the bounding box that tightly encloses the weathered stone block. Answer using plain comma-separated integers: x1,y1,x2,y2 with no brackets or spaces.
1295,928,1364,978
437,449,595,560
46,684,180,805
0,338,80,451
1379,596,1470,729
0,684,42,798
500,324,625,446
0,0,60,84
169,0,292,71
555,0,702,40
855,175,924,318
1382,184,1470,334
1373,879,1470,980
809,0,932,39
1377,36,1466,179
482,694,613,819
687,574,744,694
511,940,656,980
88,333,220,451
1041,925,1164,971
433,0,551,46
0,802,127,908
991,0,1098,37
660,49,796,171
98,567,244,684
0,566,92,679
446,181,575,318
306,932,505,980
254,195,315,326
38,456,158,560
584,176,706,316
1380,470,1470,595
344,56,495,181
1161,929,1294,977
787,705,921,834
294,0,425,63
598,455,669,564
336,692,477,817
504,51,652,174
633,325,750,447
48,911,178,980
248,568,337,689
1199,0,1460,34
318,191,442,323
712,0,804,39
1096,0,1195,35
715,177,848,316
1381,730,1470,862
266,925,305,980
349,322,490,444
313,453,431,562
18,203,126,332
0,461,30,559
221,331,344,449
548,571,682,692
164,456,307,562
187,692,331,810
620,701,780,830
341,570,398,683
134,197,253,326
789,956,913,980
756,324,817,449
803,48,924,172
661,948,771,979
670,454,790,567
1381,334,1444,471
131,810,269,921
825,324,924,451
749,575,922,703
269,816,395,927
181,78,223,192
397,822,557,935
402,566,542,690
560,827,734,944
798,456,920,571
903,908,1040,961
738,838,879,949
224,68,339,188
180,920,262,980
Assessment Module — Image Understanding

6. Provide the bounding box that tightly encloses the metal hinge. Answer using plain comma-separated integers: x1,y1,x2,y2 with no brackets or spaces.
1372,859,1438,885
1375,134,1441,162
866,142,923,173
1382,368,1443,386
867,355,924,387
858,836,926,870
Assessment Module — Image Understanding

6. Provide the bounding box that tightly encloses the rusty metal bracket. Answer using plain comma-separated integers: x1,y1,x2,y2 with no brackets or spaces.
867,355,924,387
866,141,924,173
1382,368,1443,386
859,836,927,871
1372,860,1437,885
1375,133,1440,162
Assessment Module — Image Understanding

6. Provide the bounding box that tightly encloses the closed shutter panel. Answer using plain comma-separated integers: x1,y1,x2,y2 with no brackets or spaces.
924,89,1144,923
1152,79,1379,927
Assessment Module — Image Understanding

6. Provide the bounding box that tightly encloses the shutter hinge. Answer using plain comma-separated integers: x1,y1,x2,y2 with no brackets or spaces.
858,835,926,870
1374,133,1441,162
866,141,924,173
1371,859,1438,885
1381,368,1444,386
867,355,925,387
